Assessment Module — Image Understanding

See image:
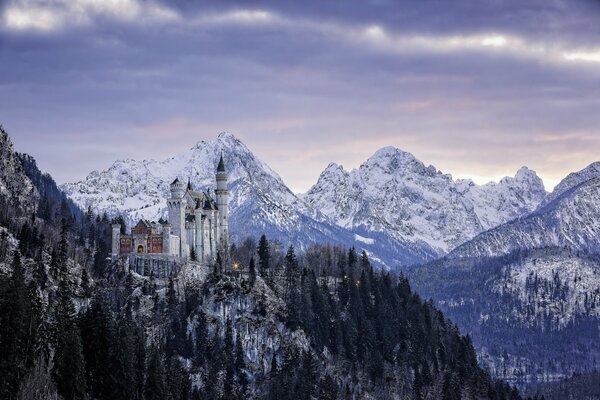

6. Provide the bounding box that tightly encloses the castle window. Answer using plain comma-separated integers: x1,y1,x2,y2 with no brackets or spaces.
137,245,144,253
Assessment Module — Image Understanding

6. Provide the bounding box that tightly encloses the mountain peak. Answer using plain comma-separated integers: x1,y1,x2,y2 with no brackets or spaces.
515,166,536,180
369,146,414,161
217,131,238,141
539,161,600,209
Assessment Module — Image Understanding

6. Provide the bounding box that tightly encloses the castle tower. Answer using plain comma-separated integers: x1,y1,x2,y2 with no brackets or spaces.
168,178,187,258
215,153,229,243
111,224,121,261
162,223,172,255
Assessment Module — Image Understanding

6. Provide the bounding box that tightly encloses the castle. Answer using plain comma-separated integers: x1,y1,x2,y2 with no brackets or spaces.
111,155,229,276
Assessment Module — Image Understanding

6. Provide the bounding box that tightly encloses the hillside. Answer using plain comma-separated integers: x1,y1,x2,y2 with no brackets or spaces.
0,127,524,400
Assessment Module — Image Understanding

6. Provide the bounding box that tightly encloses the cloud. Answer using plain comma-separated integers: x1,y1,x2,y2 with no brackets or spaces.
2,0,179,32
2,1,599,193
5,2,600,68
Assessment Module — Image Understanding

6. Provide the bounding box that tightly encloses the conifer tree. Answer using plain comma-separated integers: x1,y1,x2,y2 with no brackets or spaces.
194,310,208,368
145,347,167,400
112,315,137,400
81,268,92,298
249,256,256,286
257,234,270,277
223,318,235,399
53,279,87,400
0,252,40,399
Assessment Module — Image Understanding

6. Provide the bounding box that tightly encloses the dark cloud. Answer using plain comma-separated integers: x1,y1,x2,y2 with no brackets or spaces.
0,0,599,192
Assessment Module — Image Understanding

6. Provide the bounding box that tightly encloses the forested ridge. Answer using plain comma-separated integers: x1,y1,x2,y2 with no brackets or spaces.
0,125,533,399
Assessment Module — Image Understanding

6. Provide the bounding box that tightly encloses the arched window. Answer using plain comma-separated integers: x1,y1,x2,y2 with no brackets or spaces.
137,245,144,253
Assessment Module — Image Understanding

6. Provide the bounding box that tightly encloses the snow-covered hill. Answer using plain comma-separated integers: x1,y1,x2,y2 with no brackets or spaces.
304,146,546,255
407,246,600,383
493,249,600,327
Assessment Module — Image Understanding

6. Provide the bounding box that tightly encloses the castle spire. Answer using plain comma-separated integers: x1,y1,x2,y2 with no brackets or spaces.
187,177,192,191
217,152,226,172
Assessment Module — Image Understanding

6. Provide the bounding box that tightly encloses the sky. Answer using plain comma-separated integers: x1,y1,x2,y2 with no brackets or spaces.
1,0,600,193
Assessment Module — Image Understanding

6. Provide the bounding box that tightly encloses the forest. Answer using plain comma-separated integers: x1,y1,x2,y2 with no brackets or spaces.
0,147,539,399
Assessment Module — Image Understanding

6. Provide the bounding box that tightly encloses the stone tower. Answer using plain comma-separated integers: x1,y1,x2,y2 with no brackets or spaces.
168,178,187,258
111,224,121,261
215,153,229,243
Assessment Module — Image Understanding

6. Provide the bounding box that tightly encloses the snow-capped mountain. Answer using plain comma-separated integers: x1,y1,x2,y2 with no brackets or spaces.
449,166,600,259
538,161,600,209
63,132,307,230
303,146,547,256
62,132,369,259
63,134,551,268
407,162,600,383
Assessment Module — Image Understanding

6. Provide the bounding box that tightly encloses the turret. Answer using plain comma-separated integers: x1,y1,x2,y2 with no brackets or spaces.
168,177,186,257
170,178,185,199
111,224,121,261
215,153,229,243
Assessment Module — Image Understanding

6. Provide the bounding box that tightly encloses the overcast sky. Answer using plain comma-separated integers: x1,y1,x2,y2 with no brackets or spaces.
1,0,600,192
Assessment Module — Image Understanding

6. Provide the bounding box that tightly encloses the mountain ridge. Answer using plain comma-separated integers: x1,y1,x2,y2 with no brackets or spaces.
62,133,549,268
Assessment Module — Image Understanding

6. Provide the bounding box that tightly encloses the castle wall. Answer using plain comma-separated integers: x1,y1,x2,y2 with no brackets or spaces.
120,237,133,253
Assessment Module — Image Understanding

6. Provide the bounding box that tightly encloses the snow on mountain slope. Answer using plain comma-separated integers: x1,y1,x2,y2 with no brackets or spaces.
0,126,38,214
494,249,600,327
62,133,430,266
407,246,600,383
538,161,600,209
304,146,546,255
449,174,600,259
63,133,316,238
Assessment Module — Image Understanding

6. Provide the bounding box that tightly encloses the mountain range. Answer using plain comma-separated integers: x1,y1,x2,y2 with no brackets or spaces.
60,132,600,385
62,132,548,268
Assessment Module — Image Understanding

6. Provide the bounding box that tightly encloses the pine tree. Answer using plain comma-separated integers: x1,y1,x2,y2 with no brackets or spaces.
194,310,208,368
167,277,178,314
257,234,270,277
81,268,92,298
145,347,167,400
57,218,69,278
112,315,137,400
79,298,113,399
249,256,257,286
134,326,146,400
236,330,248,398
285,245,298,299
53,279,87,400
0,252,40,399
235,331,245,370
223,318,235,399
347,246,357,277
319,374,338,400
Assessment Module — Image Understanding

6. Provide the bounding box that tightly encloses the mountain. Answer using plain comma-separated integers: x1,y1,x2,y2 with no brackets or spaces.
538,161,600,209
0,129,521,400
303,146,546,256
0,126,39,216
449,169,600,260
407,247,600,384
406,163,600,384
64,134,475,267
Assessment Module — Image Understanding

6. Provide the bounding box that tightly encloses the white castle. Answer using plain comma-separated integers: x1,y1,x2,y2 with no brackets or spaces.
111,155,229,275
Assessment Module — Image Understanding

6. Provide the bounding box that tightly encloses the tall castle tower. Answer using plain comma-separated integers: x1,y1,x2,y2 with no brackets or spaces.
168,178,187,257
215,153,229,243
